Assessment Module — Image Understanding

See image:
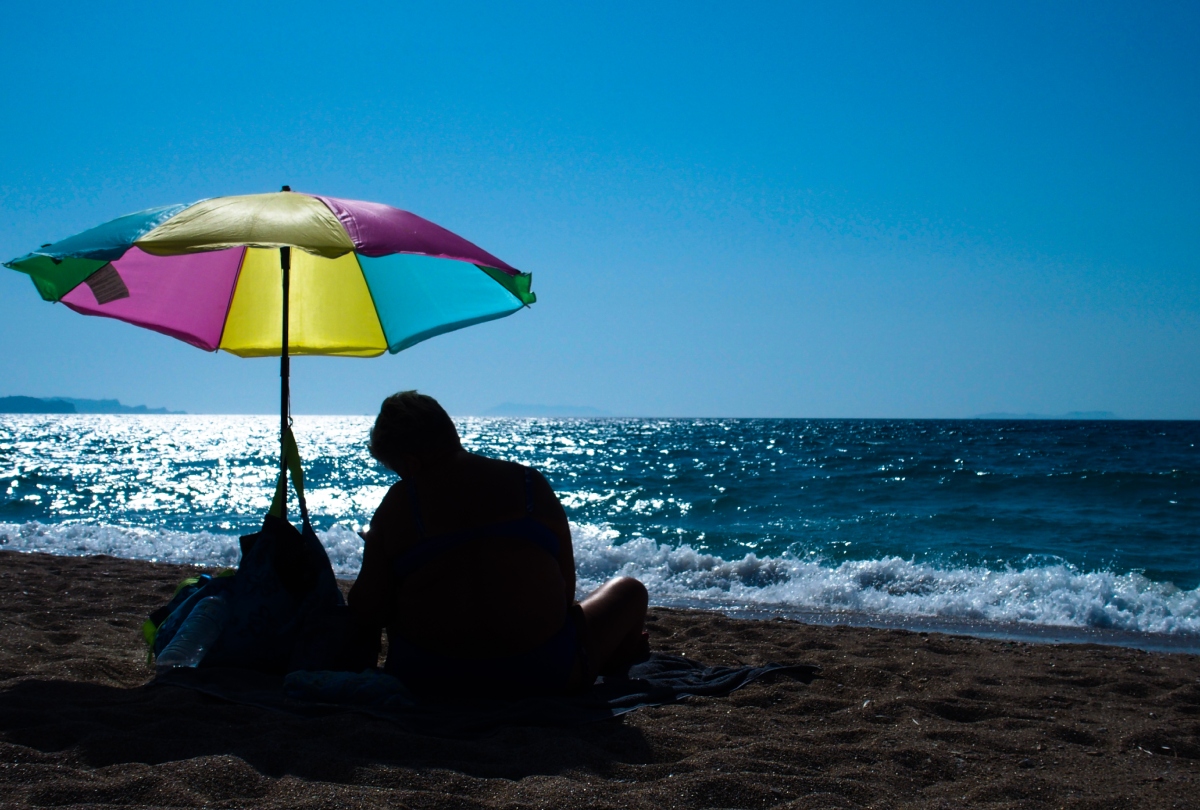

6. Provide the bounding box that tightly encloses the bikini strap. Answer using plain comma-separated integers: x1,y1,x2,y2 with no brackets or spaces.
524,467,534,516
405,481,426,539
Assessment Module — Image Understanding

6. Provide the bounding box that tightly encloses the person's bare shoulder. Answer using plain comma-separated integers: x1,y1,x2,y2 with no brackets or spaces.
461,452,529,487
464,451,521,473
524,467,568,523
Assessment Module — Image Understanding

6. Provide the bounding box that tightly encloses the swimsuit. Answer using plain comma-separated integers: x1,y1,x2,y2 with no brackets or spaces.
383,467,585,697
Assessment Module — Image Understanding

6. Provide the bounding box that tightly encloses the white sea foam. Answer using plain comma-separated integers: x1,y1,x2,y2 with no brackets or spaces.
3,519,1199,637
0,521,366,577
570,523,1200,636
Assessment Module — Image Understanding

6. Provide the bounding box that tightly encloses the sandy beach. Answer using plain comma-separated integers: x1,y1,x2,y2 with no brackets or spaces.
1,549,1197,809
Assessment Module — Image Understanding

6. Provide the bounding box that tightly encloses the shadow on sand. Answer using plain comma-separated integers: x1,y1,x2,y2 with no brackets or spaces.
0,678,656,782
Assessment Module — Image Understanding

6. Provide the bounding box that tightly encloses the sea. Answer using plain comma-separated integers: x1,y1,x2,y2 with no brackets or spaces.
2,415,1198,651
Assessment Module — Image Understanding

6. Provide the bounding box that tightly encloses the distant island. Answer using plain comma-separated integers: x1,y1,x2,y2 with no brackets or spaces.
0,396,185,415
482,402,611,417
972,411,1119,420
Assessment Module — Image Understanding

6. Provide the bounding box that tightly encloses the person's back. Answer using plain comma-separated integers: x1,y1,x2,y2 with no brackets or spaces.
358,452,574,659
349,391,649,698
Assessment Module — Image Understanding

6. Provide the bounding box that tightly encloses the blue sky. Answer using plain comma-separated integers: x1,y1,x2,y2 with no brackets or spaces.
1,1,1197,417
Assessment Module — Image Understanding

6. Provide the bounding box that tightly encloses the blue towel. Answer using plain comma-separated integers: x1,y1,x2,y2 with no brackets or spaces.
152,653,819,736
283,669,417,708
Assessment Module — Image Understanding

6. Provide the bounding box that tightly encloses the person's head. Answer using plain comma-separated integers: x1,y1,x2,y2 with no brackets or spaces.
369,391,461,474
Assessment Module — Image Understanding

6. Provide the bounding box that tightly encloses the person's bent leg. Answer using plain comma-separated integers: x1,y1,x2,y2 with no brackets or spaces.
578,577,648,675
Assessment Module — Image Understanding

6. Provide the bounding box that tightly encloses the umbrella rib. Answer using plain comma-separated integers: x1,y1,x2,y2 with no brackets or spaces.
352,253,390,350
213,247,250,354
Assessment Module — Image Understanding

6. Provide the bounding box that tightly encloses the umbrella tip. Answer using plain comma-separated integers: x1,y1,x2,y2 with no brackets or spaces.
281,185,291,192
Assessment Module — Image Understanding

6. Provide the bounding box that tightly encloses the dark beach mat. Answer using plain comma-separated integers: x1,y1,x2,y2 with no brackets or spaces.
149,653,820,736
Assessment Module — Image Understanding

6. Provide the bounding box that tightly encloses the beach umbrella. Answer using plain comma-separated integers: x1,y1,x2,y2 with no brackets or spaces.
4,188,536,517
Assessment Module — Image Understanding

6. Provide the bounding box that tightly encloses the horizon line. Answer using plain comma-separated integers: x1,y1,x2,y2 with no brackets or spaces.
6,411,1196,422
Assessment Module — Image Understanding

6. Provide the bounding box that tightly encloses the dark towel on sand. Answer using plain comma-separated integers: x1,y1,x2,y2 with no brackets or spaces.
151,653,819,737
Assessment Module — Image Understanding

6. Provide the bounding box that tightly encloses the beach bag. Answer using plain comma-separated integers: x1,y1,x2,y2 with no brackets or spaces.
149,428,347,673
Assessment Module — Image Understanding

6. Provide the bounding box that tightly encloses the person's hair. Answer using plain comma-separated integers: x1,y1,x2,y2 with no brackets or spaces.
369,391,461,470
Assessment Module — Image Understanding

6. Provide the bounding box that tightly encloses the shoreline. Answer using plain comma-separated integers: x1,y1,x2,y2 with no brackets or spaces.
659,599,1200,656
4,541,1198,653
2,549,1199,808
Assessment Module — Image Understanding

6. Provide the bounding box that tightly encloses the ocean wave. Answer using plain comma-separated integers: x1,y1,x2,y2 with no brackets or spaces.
569,523,1200,636
3,519,1198,637
0,521,366,577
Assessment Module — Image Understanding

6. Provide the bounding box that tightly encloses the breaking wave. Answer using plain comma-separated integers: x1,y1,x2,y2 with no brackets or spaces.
0,520,366,577
570,523,1200,636
4,519,1199,638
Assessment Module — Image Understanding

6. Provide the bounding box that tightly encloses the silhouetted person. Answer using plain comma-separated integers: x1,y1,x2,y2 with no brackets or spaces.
349,391,648,697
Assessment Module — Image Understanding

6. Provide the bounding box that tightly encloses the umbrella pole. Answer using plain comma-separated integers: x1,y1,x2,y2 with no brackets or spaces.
280,245,291,522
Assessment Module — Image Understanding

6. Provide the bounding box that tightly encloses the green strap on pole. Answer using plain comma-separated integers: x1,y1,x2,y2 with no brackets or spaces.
268,426,307,523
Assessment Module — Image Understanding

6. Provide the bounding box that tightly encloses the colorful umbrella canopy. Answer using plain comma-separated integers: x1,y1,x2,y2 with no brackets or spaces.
4,190,536,520
3,190,535,357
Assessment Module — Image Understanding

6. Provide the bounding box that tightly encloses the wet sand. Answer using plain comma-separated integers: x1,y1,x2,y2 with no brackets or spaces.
1,550,1198,809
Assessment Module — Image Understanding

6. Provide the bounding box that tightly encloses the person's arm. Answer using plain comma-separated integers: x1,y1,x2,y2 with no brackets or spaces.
348,484,403,629
530,469,576,605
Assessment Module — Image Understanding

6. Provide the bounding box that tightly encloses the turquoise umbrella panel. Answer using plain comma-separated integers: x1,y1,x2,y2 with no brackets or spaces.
360,253,531,353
